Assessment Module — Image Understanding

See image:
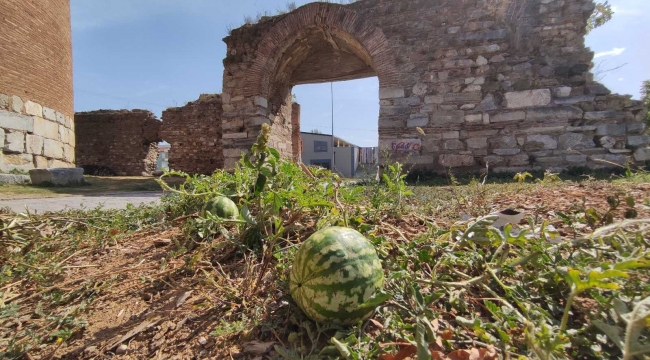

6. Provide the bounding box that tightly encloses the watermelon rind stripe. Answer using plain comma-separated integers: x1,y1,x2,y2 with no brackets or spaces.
290,227,385,326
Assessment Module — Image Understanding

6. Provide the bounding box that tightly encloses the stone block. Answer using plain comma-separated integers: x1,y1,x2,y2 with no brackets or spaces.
491,136,517,149
566,125,597,132
379,88,405,99
0,110,35,132
430,110,465,124
407,114,430,127
11,95,23,113
466,137,487,149
412,83,428,96
439,154,475,167
554,94,595,105
536,156,563,165
484,155,505,166
34,156,49,168
476,55,488,66
68,129,76,147
526,106,583,121
558,133,595,150
491,111,525,122
525,135,558,151
58,125,69,143
253,96,268,108
493,148,521,156
591,154,628,166
444,139,465,150
65,115,74,130
566,155,587,163
48,159,72,169
223,148,245,158
43,139,64,159
424,95,443,104
598,136,616,149
634,148,650,162
465,114,483,123
0,94,8,109
43,107,56,121
585,111,617,121
627,136,650,149
0,128,4,149
627,123,647,134
5,131,25,153
521,126,566,134
33,117,60,140
29,168,84,186
63,144,75,163
26,134,44,155
24,101,42,117
56,112,65,124
595,124,626,136
509,153,530,166
0,174,30,185
223,132,248,140
553,86,571,98
442,131,460,139
586,83,611,95
0,153,34,173
505,89,551,108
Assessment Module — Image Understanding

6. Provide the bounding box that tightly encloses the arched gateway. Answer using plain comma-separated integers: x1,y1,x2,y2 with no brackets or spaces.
221,2,399,168
218,0,649,173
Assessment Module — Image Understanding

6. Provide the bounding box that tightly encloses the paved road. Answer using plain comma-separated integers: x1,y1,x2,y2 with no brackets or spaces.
0,192,162,213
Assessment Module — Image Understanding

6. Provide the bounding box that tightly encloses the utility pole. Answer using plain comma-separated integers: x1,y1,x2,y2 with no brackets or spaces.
331,82,335,170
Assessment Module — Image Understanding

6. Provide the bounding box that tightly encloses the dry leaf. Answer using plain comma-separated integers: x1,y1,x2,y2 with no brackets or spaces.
441,329,453,340
369,318,384,329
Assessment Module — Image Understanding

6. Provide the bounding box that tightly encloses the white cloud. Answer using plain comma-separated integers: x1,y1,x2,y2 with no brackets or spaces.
594,47,626,58
618,78,624,81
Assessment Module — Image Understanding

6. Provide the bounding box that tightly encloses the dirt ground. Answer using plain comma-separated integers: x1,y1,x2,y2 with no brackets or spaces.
9,180,650,360
0,176,184,200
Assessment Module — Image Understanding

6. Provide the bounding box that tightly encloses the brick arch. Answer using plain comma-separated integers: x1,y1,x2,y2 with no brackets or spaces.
243,2,399,98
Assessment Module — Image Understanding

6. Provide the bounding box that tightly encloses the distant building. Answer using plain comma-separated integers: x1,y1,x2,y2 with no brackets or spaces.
157,144,170,170
300,132,377,178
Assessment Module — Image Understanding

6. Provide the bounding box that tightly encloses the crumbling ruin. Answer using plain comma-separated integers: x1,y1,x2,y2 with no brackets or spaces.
219,0,648,173
75,110,162,176
74,0,649,176
161,94,224,175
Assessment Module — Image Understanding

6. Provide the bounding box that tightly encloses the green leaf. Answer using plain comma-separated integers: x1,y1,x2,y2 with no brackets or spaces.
625,196,635,208
274,345,302,360
241,205,257,225
613,258,650,271
357,291,391,311
254,174,267,197
415,317,432,360
331,337,353,360
268,148,280,160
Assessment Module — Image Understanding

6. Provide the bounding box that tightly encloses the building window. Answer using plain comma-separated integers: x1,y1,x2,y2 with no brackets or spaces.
310,159,331,170
314,140,328,153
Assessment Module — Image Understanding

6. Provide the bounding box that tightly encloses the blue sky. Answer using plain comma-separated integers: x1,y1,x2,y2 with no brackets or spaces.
71,0,649,148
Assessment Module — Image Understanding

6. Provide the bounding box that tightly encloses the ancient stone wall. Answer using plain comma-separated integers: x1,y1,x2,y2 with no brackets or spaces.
0,0,76,172
291,103,302,162
221,0,649,173
161,94,224,174
75,110,162,176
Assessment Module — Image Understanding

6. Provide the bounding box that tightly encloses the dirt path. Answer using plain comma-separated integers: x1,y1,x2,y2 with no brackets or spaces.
0,192,162,213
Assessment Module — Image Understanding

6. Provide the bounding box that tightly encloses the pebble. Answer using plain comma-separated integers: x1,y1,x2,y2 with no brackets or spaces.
198,336,208,346
116,344,128,355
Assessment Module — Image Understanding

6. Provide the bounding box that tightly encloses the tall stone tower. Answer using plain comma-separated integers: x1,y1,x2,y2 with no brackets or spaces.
0,0,75,172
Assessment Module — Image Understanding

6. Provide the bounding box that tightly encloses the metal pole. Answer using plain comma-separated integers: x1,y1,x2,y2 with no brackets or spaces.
331,82,335,170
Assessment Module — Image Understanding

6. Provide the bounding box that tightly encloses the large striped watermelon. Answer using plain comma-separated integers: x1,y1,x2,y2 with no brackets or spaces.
289,227,384,325
204,196,239,219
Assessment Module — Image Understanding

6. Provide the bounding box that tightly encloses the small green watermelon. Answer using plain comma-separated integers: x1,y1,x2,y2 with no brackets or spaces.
205,196,239,219
289,227,384,325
